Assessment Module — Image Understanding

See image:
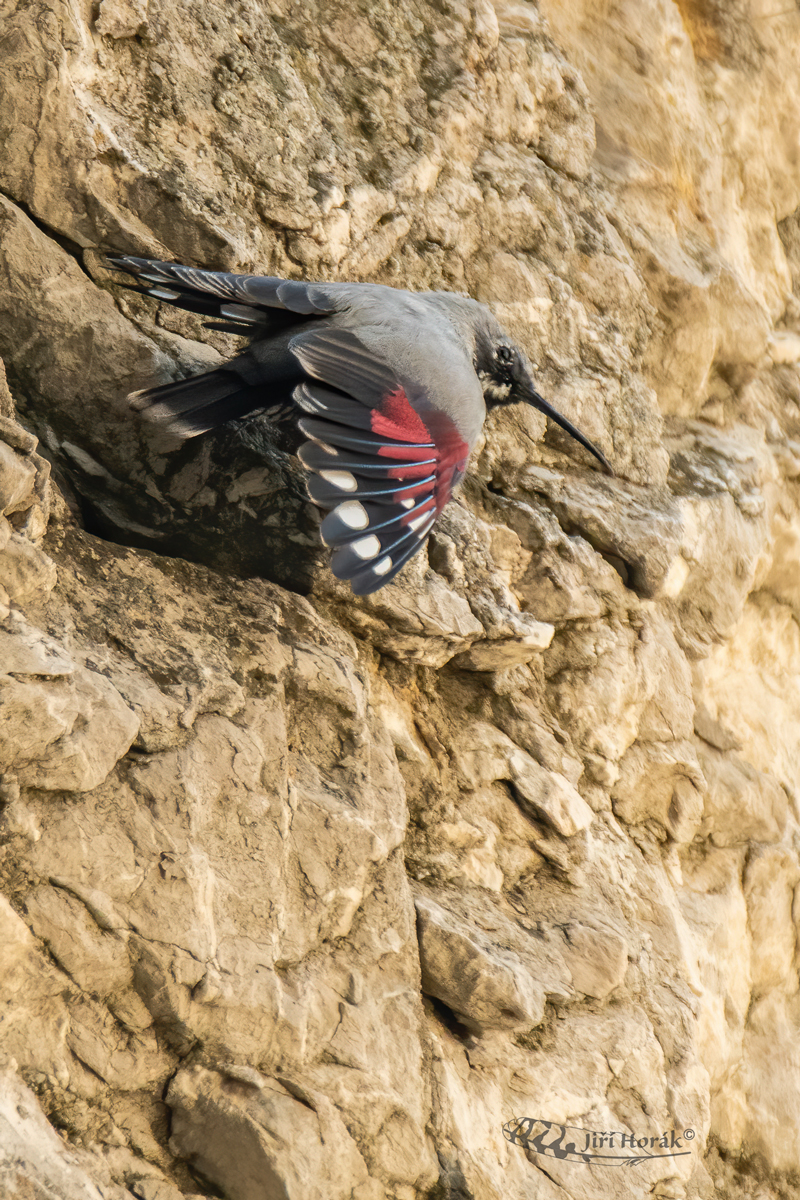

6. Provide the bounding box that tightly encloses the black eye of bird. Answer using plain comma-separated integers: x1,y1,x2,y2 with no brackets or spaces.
495,345,514,365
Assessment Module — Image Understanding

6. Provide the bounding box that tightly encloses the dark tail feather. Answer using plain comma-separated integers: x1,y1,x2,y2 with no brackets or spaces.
130,370,241,416
130,366,294,438
204,321,264,335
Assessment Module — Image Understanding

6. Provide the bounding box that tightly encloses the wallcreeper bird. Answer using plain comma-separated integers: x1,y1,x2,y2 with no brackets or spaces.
110,257,611,595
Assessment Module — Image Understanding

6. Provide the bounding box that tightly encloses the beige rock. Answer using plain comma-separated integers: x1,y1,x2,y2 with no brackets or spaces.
0,533,57,604
167,1066,382,1200
0,441,36,514
559,920,628,1000
699,747,788,847
0,415,37,454
96,0,148,40
0,1071,130,1200
692,596,800,795
23,884,135,1002
454,622,554,670
67,993,170,1090
0,658,139,792
507,749,593,836
741,991,800,1172
0,360,13,419
743,849,799,996
1,0,800,1195
612,740,705,841
0,894,77,1084
415,892,554,1032
450,720,592,835
0,611,73,674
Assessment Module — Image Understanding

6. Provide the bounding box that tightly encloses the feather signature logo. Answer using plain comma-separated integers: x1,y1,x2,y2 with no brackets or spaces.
503,1117,695,1167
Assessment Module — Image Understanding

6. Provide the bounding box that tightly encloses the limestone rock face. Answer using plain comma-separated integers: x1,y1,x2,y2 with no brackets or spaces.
1,3,800,1199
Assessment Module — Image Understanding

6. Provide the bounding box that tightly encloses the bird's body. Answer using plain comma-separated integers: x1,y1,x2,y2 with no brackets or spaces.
110,256,610,594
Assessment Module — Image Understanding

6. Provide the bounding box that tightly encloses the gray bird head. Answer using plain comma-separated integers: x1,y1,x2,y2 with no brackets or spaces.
430,293,612,473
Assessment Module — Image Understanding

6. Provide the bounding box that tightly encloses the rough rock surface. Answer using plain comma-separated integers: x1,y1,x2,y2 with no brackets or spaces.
1,2,800,1198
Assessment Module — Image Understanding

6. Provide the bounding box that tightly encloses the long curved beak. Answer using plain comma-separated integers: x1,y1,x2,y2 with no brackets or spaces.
524,386,613,474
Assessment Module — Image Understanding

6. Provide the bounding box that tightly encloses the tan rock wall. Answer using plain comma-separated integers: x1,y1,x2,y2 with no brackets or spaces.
2,1,800,1198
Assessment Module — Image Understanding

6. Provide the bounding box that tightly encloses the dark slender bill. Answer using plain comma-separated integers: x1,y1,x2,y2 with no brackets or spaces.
526,389,613,474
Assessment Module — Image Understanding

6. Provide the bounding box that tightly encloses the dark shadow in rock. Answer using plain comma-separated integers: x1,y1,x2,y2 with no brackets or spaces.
33,402,324,596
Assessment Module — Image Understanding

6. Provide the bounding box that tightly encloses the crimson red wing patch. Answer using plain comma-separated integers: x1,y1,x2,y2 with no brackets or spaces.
371,386,431,443
294,373,471,593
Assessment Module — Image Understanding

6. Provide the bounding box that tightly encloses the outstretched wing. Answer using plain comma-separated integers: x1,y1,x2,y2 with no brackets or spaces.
291,326,478,595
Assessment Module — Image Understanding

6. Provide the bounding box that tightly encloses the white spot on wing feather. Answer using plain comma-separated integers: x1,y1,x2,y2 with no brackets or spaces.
409,509,432,532
320,470,357,492
335,501,369,529
352,534,381,559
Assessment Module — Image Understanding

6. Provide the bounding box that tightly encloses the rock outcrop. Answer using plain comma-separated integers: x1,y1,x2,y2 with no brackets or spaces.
2,1,800,1198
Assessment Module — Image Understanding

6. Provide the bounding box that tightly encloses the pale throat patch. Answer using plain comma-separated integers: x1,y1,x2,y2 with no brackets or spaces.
477,371,512,403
